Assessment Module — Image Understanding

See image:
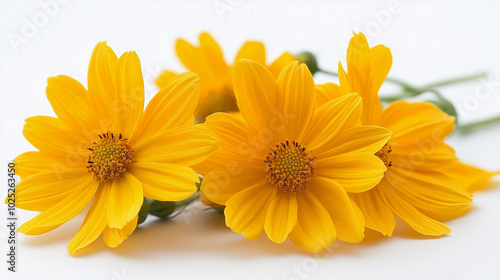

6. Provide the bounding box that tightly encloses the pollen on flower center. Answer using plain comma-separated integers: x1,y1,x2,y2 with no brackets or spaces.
264,140,316,193
376,143,392,168
86,131,134,183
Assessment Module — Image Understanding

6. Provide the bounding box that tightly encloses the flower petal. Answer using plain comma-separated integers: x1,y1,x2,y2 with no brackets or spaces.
23,116,87,162
346,32,391,124
378,179,451,236
268,52,295,78
194,112,267,175
201,167,267,205
316,125,391,159
235,41,266,65
233,58,280,132
289,190,336,252
380,101,455,151
12,168,90,211
315,83,342,108
18,176,98,234
276,61,316,140
264,191,298,244
315,152,387,193
439,162,500,193
350,186,396,236
309,176,365,243
386,168,471,221
67,182,111,255
134,125,218,167
132,72,200,146
13,151,67,179
103,215,138,248
87,42,118,126
225,181,277,239
107,172,143,229
129,162,198,202
46,75,97,136
301,92,362,151
113,51,145,137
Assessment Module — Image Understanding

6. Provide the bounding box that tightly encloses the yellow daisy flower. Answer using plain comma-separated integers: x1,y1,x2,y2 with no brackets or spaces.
11,42,218,255
156,32,295,121
199,58,392,252
317,32,498,236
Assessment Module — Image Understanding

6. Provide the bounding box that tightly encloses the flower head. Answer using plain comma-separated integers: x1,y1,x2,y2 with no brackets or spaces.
199,58,392,252
11,42,218,254
317,32,497,236
156,32,295,121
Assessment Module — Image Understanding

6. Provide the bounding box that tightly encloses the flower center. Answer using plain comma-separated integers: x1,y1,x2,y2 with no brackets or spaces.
264,140,316,193
86,131,134,183
376,143,392,168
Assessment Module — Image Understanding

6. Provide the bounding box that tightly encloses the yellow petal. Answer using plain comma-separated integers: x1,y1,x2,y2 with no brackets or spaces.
439,162,500,193
46,75,97,136
391,143,458,171
12,168,90,211
386,168,471,219
19,177,98,234
315,83,343,108
289,190,336,252
268,52,295,78
315,152,387,193
113,51,145,137
87,42,118,125
176,36,224,91
301,93,362,151
199,32,223,58
225,181,277,239
107,172,143,229
132,72,200,146
103,215,138,248
264,191,298,244
378,179,451,236
13,151,67,179
380,101,455,150
23,116,86,162
309,176,365,243
346,32,391,124
276,61,316,140
134,125,218,167
233,58,279,132
155,71,178,88
67,182,111,255
316,125,391,159
350,186,396,236
201,167,267,205
235,41,266,65
129,162,198,202
194,112,267,175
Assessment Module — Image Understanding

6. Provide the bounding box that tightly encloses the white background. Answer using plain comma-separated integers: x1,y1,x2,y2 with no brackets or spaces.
1,0,500,279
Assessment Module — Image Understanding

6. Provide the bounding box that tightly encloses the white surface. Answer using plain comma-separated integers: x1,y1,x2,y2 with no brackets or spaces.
1,0,500,279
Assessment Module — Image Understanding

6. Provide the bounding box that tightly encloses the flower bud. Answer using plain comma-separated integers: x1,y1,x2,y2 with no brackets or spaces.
295,52,319,75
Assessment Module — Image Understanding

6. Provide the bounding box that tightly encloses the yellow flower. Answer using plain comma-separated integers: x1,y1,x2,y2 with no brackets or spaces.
11,42,218,255
156,32,295,121
199,59,392,252
317,32,498,236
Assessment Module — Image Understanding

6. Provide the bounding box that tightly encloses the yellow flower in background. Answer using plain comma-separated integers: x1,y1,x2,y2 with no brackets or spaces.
316,32,498,236
156,32,295,121
199,59,392,252
11,42,218,255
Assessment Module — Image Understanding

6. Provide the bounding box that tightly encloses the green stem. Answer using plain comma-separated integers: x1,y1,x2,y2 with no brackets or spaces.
167,192,201,219
457,115,500,133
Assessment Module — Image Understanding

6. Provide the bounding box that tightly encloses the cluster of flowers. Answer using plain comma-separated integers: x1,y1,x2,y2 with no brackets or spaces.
11,32,498,255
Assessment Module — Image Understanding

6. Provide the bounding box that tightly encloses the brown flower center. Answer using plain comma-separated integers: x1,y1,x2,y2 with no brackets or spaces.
264,140,316,192
86,131,134,182
376,143,392,168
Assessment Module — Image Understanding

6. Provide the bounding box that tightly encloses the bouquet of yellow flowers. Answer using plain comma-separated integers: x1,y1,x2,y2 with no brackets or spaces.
9,32,499,255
